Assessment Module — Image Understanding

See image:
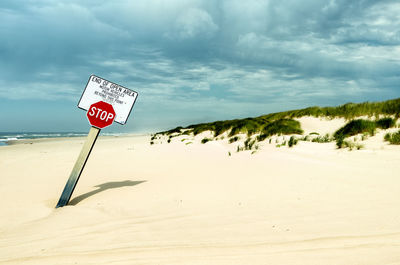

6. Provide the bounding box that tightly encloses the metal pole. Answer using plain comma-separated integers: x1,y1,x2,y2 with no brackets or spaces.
56,126,100,208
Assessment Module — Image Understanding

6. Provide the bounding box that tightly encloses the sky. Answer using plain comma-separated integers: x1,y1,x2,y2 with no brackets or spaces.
1,0,399,133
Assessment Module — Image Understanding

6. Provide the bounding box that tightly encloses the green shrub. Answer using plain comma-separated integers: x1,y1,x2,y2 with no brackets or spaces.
341,141,363,150
323,133,332,142
390,132,400,144
201,138,211,144
343,140,355,150
257,119,303,141
356,143,364,150
229,136,240,143
288,136,298,147
166,126,183,135
236,145,244,152
335,118,398,148
335,119,376,139
384,130,400,144
229,118,264,136
244,138,256,150
336,137,344,148
312,133,332,143
334,119,377,148
384,133,391,141
376,117,396,129
338,140,361,150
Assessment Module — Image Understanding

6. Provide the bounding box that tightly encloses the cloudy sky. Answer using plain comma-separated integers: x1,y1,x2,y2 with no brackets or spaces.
1,0,399,133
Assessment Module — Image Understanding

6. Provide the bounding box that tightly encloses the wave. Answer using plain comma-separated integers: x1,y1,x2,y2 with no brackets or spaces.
0,132,86,141
0,137,18,142
0,132,129,143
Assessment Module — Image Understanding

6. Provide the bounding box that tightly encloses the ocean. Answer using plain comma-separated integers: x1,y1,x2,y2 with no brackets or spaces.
0,132,126,146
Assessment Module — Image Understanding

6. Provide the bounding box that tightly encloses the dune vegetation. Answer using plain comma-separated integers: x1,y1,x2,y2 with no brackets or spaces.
384,131,400,145
334,118,397,148
153,98,400,150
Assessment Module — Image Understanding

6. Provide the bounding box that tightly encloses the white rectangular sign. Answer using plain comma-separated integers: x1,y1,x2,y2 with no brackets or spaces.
78,75,138,125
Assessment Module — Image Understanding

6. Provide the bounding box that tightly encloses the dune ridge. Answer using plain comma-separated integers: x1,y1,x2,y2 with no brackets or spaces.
153,98,400,153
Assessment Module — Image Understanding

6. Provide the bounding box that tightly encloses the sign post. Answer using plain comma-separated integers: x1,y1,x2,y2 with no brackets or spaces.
56,127,100,207
56,75,138,208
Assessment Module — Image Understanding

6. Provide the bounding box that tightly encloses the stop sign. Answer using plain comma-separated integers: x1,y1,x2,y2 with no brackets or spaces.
86,101,116,129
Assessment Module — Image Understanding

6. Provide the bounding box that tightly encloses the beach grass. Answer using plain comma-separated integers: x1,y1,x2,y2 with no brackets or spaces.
257,119,303,141
384,130,400,145
201,137,212,144
334,117,397,148
288,136,298,147
154,98,400,150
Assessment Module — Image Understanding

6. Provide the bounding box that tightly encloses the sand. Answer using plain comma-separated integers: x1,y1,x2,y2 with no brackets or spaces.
1,121,400,264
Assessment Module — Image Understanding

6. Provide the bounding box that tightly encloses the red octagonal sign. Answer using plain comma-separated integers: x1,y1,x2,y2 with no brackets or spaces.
87,101,116,129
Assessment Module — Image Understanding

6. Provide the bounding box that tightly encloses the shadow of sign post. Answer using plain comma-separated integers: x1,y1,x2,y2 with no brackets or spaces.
69,180,146,206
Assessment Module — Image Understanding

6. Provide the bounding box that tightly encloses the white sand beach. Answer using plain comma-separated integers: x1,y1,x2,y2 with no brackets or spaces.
1,119,400,265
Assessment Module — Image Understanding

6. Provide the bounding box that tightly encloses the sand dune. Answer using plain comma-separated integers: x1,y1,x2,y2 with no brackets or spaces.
1,120,400,264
